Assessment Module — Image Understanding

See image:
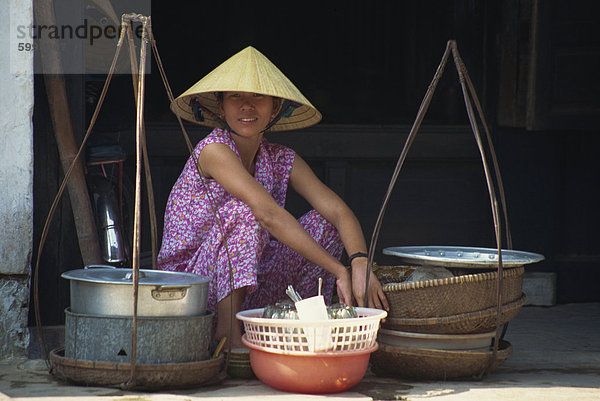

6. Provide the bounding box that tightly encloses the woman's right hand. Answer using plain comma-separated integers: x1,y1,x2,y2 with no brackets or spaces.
350,257,389,311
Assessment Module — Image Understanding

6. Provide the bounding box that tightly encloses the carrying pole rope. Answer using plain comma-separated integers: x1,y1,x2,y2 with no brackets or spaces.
450,41,504,376
366,42,453,305
122,13,152,390
125,18,160,269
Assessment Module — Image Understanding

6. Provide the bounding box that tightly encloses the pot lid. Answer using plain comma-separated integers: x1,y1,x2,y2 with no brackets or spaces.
382,246,545,269
61,267,209,285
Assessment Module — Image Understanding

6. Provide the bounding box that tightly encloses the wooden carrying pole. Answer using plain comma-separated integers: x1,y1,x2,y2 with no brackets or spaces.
34,0,102,265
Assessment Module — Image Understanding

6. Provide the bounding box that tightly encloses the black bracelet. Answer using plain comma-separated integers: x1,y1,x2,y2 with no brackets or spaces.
348,252,368,264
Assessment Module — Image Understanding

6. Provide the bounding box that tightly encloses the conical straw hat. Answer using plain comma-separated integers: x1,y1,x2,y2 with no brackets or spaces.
171,46,322,132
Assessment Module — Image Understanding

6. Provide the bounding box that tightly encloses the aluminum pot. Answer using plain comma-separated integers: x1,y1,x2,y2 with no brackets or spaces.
61,265,209,317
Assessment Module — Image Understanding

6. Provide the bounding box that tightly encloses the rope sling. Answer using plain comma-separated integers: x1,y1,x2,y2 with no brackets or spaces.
366,40,513,377
34,13,237,389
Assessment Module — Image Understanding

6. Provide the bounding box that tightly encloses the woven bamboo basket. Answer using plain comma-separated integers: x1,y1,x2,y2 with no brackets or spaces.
379,265,524,319
383,293,526,334
370,340,512,380
49,348,224,390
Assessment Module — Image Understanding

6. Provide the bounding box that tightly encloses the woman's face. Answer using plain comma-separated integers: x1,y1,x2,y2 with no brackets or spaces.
219,92,280,137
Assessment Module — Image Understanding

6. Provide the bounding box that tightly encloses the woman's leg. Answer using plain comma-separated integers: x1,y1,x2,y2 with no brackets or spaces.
243,209,344,309
216,286,247,349
189,199,269,346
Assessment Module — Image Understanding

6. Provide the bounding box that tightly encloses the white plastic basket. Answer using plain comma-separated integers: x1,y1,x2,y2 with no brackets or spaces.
236,307,387,355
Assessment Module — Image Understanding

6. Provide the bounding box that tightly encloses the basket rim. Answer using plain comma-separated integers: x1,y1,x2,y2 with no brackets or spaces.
237,306,387,327
382,266,524,292
385,293,526,326
372,340,513,380
375,339,513,358
49,347,224,390
49,347,224,370
242,335,379,356
377,327,497,339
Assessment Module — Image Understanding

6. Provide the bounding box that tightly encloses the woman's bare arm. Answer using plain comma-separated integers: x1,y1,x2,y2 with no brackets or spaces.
198,143,352,304
289,154,389,310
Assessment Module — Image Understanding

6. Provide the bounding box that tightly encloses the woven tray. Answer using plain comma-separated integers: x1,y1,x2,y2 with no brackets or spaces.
380,266,524,319
383,293,526,334
49,348,224,390
371,340,512,380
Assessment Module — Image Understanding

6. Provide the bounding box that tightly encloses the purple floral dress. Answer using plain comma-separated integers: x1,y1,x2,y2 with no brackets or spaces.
157,128,343,320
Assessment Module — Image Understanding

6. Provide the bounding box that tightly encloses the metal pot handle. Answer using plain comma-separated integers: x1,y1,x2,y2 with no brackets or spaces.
156,284,192,291
152,285,191,301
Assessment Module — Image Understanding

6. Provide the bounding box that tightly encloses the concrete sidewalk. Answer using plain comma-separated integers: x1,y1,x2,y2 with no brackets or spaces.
1,303,599,401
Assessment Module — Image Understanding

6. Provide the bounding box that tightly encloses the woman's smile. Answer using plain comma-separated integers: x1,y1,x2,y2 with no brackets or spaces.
220,91,280,136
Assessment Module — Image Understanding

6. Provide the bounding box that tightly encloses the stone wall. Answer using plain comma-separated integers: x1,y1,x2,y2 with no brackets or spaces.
0,0,34,359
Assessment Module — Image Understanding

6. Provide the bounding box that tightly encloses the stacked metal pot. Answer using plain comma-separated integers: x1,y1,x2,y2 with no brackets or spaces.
61,265,212,364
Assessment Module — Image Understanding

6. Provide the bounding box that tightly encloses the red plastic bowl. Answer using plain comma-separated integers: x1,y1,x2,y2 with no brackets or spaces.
242,336,377,394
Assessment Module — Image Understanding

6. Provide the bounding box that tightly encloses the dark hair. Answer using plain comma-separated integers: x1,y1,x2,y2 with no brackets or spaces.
214,92,224,103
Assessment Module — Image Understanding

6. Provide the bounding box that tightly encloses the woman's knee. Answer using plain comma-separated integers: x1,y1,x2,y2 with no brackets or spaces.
299,210,340,247
221,199,260,229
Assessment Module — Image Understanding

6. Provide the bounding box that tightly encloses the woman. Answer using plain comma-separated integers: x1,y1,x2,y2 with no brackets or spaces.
158,46,388,349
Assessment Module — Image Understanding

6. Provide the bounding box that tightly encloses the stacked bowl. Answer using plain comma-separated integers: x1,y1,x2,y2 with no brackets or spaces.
371,246,544,380
237,307,387,394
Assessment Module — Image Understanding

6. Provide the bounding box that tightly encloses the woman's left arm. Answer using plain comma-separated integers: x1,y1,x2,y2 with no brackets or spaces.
289,154,389,310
